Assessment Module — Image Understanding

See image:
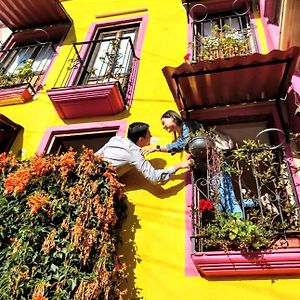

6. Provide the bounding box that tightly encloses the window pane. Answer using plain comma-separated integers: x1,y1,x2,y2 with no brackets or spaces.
82,24,138,85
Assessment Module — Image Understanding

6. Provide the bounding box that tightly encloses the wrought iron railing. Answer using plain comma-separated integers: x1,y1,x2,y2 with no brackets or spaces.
0,42,55,93
52,36,139,104
190,135,300,252
192,13,258,61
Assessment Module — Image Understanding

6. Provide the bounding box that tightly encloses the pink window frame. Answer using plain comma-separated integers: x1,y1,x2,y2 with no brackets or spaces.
66,15,148,105
0,24,70,97
37,120,127,155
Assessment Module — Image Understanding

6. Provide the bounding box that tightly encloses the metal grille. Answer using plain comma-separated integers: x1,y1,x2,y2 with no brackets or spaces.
52,36,139,104
192,13,258,61
191,136,300,252
0,42,55,93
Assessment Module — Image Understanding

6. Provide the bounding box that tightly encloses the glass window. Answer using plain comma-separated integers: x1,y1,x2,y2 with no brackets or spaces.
77,24,139,88
193,11,257,60
0,114,22,153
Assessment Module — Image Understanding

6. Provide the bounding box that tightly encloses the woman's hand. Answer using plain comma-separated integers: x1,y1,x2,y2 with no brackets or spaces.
142,147,157,156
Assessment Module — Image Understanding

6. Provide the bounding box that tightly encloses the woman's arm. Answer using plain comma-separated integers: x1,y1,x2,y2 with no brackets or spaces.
143,123,190,155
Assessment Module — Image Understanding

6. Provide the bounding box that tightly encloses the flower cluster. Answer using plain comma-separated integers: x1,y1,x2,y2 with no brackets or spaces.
199,199,214,212
184,53,191,63
3,167,31,194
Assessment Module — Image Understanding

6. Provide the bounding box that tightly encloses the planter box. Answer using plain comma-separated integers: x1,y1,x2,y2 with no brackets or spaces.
47,83,125,119
192,248,300,277
0,85,33,106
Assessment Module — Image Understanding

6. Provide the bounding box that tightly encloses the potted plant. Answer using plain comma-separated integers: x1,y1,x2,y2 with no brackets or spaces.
0,59,35,106
190,24,253,62
189,129,300,277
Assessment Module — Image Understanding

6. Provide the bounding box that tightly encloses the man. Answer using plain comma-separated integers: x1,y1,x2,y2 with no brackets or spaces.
95,122,191,183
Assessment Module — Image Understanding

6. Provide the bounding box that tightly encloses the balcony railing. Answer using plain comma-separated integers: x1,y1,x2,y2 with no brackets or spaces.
52,36,139,104
0,42,55,94
192,14,258,61
190,135,300,253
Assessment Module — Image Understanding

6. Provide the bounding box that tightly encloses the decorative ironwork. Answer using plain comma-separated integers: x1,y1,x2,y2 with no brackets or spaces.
190,130,300,252
0,42,55,93
52,36,139,105
191,12,258,61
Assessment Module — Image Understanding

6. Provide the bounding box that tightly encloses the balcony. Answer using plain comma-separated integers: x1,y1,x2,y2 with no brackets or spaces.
0,43,55,106
47,36,139,119
191,16,258,62
189,130,300,277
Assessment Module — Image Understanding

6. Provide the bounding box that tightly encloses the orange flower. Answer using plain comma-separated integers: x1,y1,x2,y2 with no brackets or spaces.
4,167,31,194
32,282,50,300
0,152,18,174
29,155,52,177
71,217,83,248
56,150,76,176
41,229,56,254
27,191,50,215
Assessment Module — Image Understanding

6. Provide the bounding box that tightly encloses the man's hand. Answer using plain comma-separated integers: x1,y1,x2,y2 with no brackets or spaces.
142,147,157,156
174,159,194,171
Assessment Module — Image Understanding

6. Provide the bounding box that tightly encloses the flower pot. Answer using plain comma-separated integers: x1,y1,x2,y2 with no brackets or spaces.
189,136,213,161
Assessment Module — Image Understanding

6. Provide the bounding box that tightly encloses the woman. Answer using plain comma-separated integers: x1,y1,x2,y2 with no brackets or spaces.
143,110,198,155
144,109,255,216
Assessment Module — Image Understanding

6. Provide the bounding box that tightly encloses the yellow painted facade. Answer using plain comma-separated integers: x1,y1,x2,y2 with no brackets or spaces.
1,0,300,299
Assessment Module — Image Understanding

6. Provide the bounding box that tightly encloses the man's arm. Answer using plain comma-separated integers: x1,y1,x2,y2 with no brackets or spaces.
132,150,191,183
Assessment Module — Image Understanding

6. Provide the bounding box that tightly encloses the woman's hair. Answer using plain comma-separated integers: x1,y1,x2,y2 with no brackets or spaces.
127,122,149,144
161,110,183,127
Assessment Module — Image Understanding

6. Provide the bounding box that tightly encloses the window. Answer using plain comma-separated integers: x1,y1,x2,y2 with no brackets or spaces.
48,17,147,119
0,114,23,153
47,130,117,155
0,41,56,92
0,0,72,99
77,23,139,90
37,120,127,155
192,7,257,60
188,118,300,276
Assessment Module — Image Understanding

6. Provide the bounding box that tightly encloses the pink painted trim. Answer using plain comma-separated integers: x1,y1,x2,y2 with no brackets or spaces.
185,173,201,276
37,120,127,155
192,248,300,277
67,15,148,105
249,11,263,53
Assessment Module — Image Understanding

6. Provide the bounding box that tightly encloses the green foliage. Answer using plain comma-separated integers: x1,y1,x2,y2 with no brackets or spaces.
199,210,274,251
0,148,127,300
0,59,34,87
191,24,252,61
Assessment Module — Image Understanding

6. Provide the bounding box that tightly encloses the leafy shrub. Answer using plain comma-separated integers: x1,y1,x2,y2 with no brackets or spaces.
0,148,127,299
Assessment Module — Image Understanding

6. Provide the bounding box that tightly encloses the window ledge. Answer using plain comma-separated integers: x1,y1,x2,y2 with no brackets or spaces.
47,82,125,119
0,85,33,106
192,247,300,277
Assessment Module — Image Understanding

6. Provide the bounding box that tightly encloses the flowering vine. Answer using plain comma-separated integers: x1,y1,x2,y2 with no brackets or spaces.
0,148,128,299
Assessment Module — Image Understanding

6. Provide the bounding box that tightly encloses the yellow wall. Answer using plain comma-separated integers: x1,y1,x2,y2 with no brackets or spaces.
1,0,300,299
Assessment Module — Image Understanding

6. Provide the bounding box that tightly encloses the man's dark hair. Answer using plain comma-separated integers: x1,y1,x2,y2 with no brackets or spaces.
127,122,149,144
